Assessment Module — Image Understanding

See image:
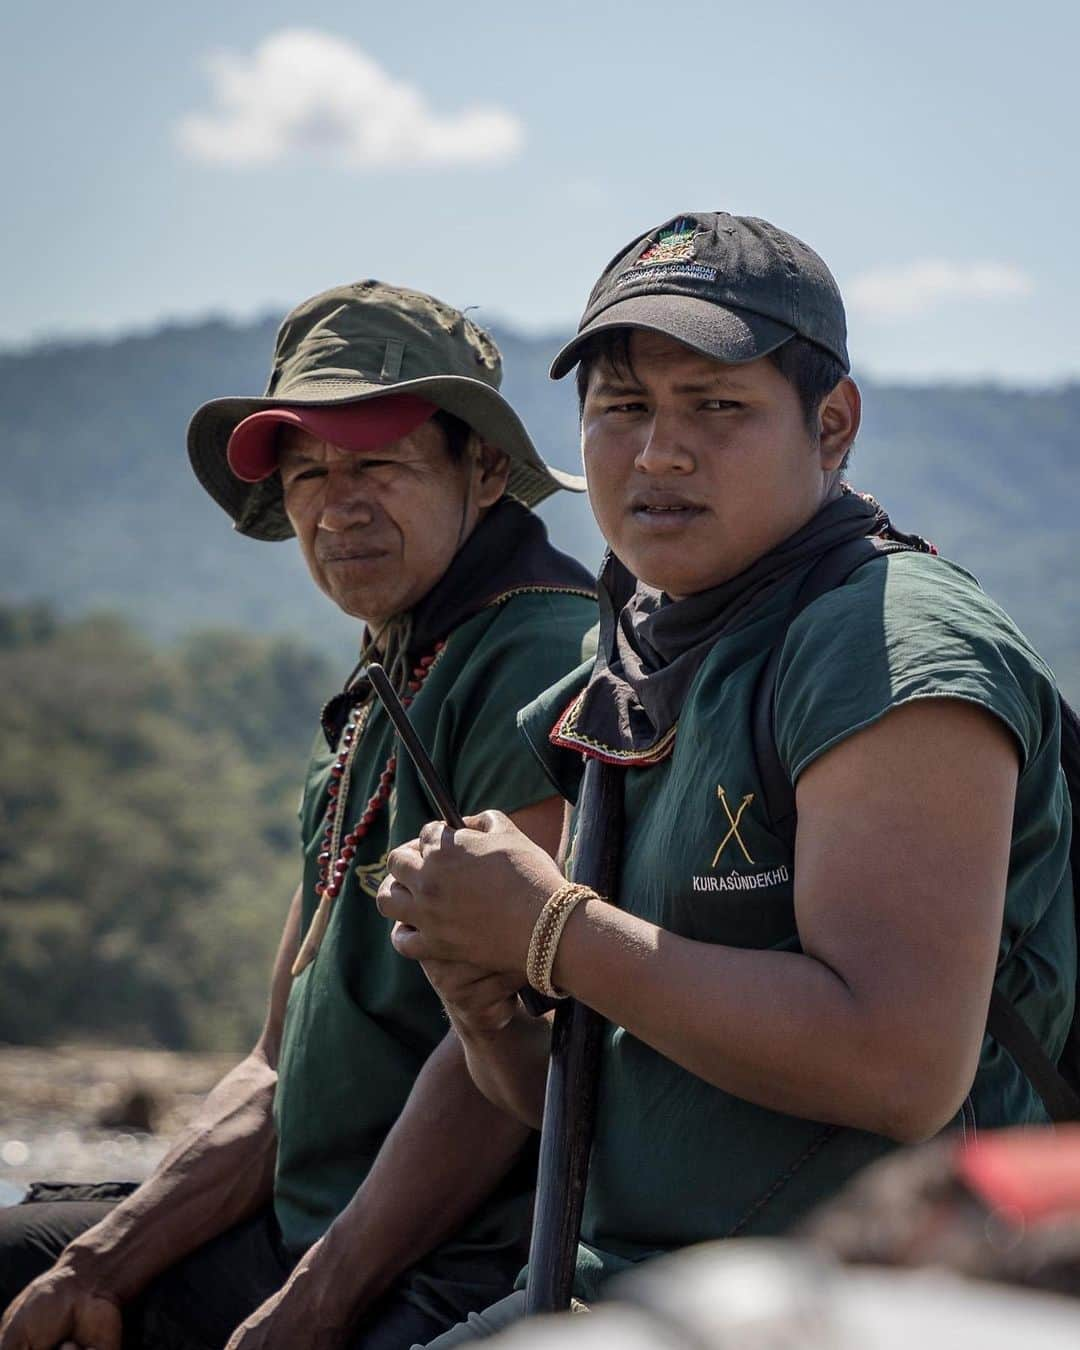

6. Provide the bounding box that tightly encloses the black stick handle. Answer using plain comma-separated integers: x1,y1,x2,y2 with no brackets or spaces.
366,662,549,1019
525,756,624,1314
368,664,465,827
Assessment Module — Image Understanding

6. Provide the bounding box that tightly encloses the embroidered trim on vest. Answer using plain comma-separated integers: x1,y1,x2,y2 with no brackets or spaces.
550,688,679,766
484,584,597,608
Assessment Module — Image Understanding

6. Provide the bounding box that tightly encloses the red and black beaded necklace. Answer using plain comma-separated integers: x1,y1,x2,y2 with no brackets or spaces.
291,640,447,974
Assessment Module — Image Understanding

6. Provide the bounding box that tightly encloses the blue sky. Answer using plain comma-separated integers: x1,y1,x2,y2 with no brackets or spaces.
4,0,1077,382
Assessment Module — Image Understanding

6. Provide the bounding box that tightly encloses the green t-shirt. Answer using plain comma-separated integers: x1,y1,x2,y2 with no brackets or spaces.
519,551,1073,1300
274,589,596,1323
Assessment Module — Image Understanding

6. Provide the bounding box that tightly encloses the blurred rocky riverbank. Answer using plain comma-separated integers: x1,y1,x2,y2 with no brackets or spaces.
0,1044,237,1206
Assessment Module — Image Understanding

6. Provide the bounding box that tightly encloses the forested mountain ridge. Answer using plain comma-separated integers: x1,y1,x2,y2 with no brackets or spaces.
1,316,1077,695
1,315,1077,1051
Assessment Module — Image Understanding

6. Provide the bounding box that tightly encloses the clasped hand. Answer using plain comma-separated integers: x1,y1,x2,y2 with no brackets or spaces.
376,810,565,978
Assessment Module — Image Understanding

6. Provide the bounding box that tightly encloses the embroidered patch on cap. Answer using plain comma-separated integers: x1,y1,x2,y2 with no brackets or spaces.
617,219,718,287
635,220,699,266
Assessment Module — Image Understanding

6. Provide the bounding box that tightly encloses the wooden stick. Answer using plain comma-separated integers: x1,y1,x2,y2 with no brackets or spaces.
368,663,464,827
367,663,550,1019
525,756,624,1314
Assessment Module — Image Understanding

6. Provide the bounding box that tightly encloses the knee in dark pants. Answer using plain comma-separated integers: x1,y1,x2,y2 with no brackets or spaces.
0,1199,120,1312
409,1291,529,1348
128,1211,292,1350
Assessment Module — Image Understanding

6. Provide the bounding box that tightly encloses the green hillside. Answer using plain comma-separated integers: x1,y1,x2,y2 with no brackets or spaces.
1,317,1076,697
0,318,599,673
0,604,333,1049
0,317,1076,1051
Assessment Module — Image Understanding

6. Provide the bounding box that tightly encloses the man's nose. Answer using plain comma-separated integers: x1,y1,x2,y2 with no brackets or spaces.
634,411,695,475
317,463,375,532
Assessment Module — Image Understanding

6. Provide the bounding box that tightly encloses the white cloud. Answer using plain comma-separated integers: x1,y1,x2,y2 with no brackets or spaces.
176,29,523,170
849,259,1034,319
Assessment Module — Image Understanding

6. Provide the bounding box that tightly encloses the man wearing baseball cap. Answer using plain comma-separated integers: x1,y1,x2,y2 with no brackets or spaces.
0,283,596,1348
377,213,1074,1343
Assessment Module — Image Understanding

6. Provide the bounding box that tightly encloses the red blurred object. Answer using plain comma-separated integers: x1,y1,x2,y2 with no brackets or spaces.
959,1126,1080,1226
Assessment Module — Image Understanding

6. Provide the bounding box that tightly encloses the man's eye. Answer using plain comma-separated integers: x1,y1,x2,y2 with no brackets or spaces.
702,400,742,411
605,401,647,414
285,467,326,485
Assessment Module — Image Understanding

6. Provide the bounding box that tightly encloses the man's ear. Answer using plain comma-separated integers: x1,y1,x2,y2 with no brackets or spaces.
472,440,511,508
818,377,861,471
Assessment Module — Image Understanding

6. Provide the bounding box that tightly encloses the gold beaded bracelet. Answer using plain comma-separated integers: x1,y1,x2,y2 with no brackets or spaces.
525,883,597,999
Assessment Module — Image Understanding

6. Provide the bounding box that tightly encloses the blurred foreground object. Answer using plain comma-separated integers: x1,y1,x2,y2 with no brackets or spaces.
803,1127,1080,1298
482,1241,1080,1349
95,1086,159,1133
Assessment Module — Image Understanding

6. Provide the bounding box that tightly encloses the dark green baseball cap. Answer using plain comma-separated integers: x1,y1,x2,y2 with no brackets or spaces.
550,211,849,379
189,280,586,541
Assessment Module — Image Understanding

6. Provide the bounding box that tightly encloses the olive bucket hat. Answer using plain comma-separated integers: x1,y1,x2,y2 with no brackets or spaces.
188,280,586,541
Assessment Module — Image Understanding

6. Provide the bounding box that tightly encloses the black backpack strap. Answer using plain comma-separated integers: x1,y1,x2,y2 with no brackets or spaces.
751,540,1080,1124
1051,694,1080,1101
985,694,1080,1121
752,537,913,850
987,989,1080,1123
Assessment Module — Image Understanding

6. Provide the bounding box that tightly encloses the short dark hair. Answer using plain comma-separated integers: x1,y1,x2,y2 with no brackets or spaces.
573,330,851,467
766,337,850,442
432,408,472,462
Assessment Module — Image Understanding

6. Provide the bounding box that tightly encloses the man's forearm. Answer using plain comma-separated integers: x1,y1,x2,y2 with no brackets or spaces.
552,897,963,1141
283,1029,533,1331
449,1007,551,1131
61,1051,278,1300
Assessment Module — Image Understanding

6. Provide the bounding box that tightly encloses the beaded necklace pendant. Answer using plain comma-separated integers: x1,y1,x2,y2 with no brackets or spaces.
291,642,447,975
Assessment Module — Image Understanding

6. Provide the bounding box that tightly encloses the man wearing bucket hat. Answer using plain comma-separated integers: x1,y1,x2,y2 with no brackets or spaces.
189,279,586,543
375,213,1074,1343
0,283,596,1349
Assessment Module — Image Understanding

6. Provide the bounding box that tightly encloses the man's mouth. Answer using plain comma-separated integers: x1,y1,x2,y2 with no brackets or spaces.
629,494,706,526
317,548,389,565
